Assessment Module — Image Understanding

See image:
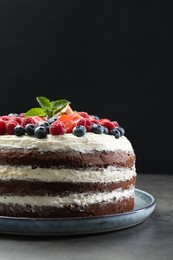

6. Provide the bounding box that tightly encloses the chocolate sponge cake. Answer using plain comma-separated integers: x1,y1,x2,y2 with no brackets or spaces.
0,97,137,218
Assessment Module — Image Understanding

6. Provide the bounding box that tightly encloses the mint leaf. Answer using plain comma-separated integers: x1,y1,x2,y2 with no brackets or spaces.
51,99,70,115
25,97,71,119
36,96,51,109
25,108,46,117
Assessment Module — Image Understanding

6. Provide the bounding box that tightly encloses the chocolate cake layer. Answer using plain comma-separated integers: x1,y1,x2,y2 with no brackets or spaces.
0,176,136,196
0,197,134,218
0,149,135,168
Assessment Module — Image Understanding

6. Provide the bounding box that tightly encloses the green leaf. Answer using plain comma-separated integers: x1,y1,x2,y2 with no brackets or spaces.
25,108,46,117
36,96,51,109
51,99,70,115
25,97,71,119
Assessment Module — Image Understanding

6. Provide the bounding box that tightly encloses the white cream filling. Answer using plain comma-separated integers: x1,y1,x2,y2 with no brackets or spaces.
0,133,133,153
0,187,134,207
0,165,136,183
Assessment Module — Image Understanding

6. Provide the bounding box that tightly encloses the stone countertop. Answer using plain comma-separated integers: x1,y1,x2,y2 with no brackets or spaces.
0,174,172,260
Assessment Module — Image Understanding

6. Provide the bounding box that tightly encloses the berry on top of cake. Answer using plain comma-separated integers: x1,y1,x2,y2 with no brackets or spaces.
0,96,125,139
0,96,136,218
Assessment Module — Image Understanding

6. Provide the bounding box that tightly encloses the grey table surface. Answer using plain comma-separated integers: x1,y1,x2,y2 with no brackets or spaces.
0,174,172,260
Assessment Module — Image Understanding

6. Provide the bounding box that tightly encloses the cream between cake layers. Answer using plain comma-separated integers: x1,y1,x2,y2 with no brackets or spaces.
0,97,137,218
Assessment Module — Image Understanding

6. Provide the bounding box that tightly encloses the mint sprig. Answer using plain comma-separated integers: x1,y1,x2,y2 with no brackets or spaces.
25,96,70,118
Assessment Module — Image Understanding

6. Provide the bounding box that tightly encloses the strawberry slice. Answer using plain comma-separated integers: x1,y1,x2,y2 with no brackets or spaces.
32,116,46,124
58,114,82,133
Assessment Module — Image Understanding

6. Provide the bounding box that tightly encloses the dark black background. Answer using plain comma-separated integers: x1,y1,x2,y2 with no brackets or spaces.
0,1,172,174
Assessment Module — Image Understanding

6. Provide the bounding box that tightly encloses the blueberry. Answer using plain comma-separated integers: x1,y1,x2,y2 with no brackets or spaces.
14,125,25,136
103,127,109,134
25,124,36,136
48,117,57,125
92,124,104,134
109,128,121,139
38,121,50,133
92,115,100,120
8,113,19,117
34,126,47,139
117,126,125,136
72,125,86,137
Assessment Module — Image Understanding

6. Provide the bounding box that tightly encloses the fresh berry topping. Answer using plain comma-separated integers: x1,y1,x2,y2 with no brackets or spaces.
19,113,25,118
58,114,82,133
0,120,6,135
32,116,45,124
34,126,47,139
103,127,109,134
72,125,86,137
112,121,119,127
109,128,122,138
91,115,100,120
8,113,19,117
6,120,19,135
78,112,90,119
22,117,36,128
116,126,125,136
49,121,66,135
14,125,25,136
25,124,37,136
92,124,104,134
98,119,115,131
48,117,57,125
12,117,23,125
90,118,98,124
38,121,50,133
0,98,124,139
1,116,11,121
76,118,92,132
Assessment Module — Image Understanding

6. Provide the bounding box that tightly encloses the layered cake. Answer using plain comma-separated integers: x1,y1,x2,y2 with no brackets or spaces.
0,97,136,218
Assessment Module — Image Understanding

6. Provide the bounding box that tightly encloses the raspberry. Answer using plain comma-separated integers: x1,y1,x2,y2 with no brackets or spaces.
12,117,23,125
98,119,115,131
112,121,119,127
0,120,6,135
76,118,92,132
49,121,67,135
78,112,90,119
0,116,11,122
6,120,19,135
90,118,98,124
19,113,25,118
22,117,36,128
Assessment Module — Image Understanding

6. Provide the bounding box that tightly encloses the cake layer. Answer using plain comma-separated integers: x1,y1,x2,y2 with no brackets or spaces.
0,134,133,153
0,149,135,168
0,187,134,206
0,165,136,182
0,177,136,195
0,197,134,217
0,187,134,217
0,163,136,195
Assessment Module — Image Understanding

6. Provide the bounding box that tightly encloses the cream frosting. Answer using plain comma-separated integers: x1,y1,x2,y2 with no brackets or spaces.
0,165,136,183
0,187,134,207
0,133,133,153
